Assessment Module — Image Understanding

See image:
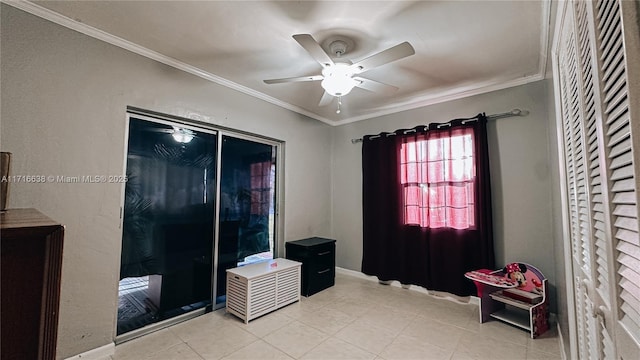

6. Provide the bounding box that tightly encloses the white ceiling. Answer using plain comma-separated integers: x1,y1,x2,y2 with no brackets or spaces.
18,1,551,125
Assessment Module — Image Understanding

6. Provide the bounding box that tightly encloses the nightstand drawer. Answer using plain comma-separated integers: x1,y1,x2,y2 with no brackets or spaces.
308,267,335,295
285,237,336,297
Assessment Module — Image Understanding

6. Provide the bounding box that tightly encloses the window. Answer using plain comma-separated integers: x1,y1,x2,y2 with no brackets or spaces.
250,161,274,216
400,128,476,229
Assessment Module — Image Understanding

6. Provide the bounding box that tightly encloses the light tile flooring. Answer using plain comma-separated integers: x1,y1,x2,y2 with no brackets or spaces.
109,273,562,360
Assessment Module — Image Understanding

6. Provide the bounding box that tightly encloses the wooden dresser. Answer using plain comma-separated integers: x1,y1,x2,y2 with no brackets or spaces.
285,237,336,297
1,208,64,360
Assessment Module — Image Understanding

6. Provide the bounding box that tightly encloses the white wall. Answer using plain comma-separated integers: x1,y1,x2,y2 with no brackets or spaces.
331,80,561,311
0,6,332,358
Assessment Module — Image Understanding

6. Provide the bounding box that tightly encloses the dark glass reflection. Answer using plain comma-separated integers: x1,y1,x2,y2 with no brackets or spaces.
118,118,216,335
216,136,276,304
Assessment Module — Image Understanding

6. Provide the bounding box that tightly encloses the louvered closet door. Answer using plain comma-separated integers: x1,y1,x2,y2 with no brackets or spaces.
591,0,640,358
556,5,601,358
575,1,617,358
554,0,640,358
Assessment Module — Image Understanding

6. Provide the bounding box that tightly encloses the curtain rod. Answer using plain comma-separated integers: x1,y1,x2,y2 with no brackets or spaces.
350,108,530,144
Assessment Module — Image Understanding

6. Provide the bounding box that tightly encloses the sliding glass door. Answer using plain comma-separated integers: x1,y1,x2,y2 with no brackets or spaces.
215,135,278,305
117,113,281,337
118,118,217,335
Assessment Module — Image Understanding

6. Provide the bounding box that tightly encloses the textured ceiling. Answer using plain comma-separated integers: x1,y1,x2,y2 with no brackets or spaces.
22,1,550,125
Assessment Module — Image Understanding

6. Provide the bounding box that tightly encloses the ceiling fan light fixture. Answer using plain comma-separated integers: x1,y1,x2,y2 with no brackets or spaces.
172,127,195,143
321,63,357,96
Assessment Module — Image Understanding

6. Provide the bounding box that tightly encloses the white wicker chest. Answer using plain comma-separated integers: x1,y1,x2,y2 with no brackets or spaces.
226,258,301,323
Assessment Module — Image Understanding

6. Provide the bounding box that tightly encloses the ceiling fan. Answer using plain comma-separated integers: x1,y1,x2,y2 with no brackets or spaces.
264,34,415,113
143,125,196,143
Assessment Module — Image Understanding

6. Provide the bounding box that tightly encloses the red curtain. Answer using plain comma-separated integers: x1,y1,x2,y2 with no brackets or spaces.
361,115,494,296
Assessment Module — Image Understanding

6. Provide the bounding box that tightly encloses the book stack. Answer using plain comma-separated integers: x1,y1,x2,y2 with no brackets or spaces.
502,288,543,304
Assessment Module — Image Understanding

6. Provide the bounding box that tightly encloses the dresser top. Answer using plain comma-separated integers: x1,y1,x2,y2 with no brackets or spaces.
1,208,59,230
286,237,336,247
226,258,301,279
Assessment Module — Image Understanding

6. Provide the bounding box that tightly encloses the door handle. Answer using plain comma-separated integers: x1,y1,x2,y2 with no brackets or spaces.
318,251,331,256
317,269,330,274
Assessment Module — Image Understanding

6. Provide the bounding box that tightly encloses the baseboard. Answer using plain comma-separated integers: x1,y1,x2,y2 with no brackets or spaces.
335,266,378,281
557,322,567,360
335,266,479,305
64,342,115,360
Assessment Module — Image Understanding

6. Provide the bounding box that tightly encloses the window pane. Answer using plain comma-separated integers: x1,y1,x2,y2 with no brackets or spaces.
400,131,476,230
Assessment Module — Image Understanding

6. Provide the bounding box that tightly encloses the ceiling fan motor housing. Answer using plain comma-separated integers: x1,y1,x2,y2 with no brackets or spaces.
329,40,348,57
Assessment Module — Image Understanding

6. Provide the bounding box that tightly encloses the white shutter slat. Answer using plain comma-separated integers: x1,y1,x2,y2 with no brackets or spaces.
608,136,631,158
613,216,638,232
605,110,630,135
603,86,626,116
599,14,622,56
611,191,635,204
596,0,614,27
619,256,640,283
598,9,619,47
616,228,638,245
610,166,634,183
611,178,635,193
613,204,638,218
617,240,640,258
593,208,604,221
603,69,625,98
620,289,640,315
618,243,640,268
588,142,598,158
600,39,622,77
596,0,617,27
601,45,623,83
608,150,632,171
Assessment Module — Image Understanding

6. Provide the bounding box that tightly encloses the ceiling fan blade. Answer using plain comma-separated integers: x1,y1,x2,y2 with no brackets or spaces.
350,42,415,74
264,75,323,84
353,77,399,95
293,34,335,68
318,91,333,107
144,128,174,133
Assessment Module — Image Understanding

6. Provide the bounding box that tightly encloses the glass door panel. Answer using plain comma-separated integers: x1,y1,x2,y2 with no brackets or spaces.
118,118,217,335
216,135,277,304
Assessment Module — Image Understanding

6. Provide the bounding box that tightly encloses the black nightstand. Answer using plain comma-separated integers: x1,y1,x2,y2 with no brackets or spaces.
285,237,336,296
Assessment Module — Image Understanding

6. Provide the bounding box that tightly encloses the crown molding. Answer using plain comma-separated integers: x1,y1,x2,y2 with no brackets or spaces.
331,73,545,126
4,0,551,127
3,0,335,126
538,0,552,79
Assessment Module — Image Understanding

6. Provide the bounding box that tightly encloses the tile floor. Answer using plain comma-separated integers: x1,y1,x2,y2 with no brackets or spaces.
109,272,563,360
